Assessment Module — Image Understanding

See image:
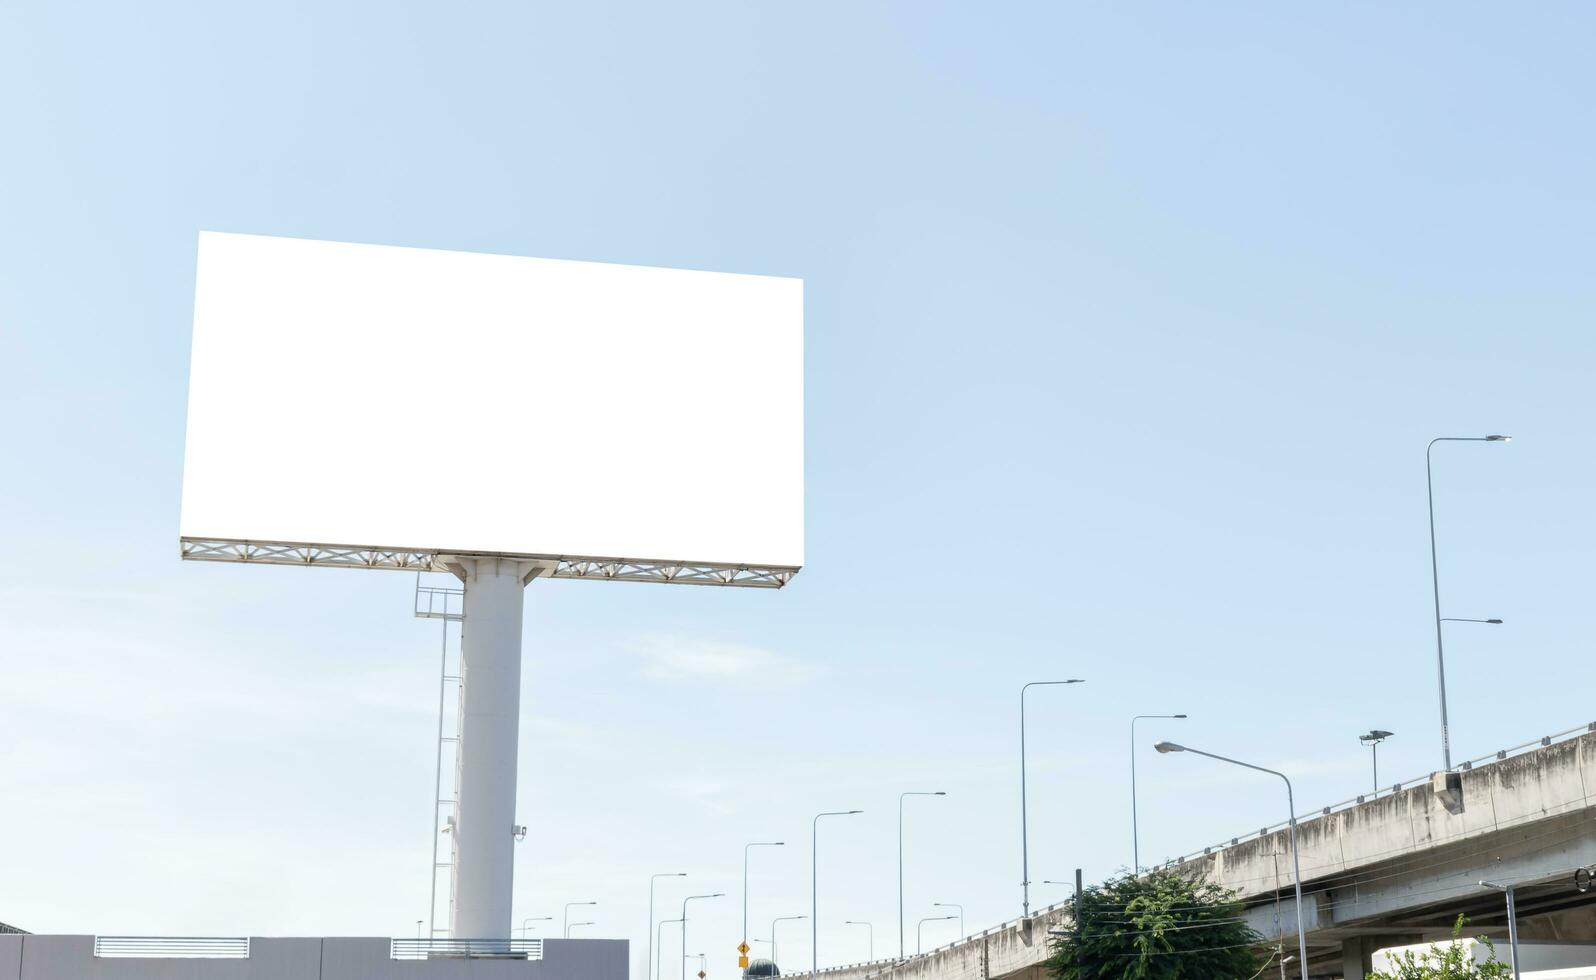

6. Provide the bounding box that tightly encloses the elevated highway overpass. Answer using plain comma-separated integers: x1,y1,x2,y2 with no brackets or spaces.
803,723,1596,980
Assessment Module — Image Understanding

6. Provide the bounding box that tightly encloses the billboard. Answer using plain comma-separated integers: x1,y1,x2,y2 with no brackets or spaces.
180,232,803,575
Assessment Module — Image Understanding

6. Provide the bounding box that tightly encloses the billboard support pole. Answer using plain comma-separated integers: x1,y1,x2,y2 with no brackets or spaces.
446,555,543,943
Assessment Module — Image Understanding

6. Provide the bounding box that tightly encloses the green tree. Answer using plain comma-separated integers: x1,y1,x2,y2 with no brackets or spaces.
1047,869,1264,980
1368,917,1513,980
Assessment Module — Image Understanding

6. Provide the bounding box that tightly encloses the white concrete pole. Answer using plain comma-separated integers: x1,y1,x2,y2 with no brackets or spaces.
449,556,538,941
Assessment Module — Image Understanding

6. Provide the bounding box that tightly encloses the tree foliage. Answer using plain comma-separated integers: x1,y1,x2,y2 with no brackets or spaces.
1368,917,1513,980
1047,869,1264,980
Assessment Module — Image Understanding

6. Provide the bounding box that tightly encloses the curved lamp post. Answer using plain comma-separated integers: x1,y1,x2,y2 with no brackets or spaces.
1020,679,1084,917
743,843,783,962
564,902,596,938
1426,434,1510,771
1131,713,1186,873
657,919,683,980
771,914,806,966
898,791,945,957
681,894,724,980
931,903,962,937
813,810,861,979
917,915,954,955
843,921,872,961
1155,741,1307,980
649,874,686,980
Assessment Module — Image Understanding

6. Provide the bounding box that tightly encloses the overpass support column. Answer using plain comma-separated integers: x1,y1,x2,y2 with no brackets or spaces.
1342,938,1370,980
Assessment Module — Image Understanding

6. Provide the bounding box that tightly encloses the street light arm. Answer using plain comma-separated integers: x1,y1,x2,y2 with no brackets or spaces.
1170,745,1296,813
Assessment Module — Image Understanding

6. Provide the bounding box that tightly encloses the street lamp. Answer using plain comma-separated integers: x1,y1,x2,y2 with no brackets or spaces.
1131,713,1187,873
1426,434,1511,772
917,915,955,955
687,953,707,979
569,922,595,935
520,916,552,938
1359,731,1394,792
744,842,784,963
1020,679,1085,917
658,918,683,980
898,791,945,957
844,921,873,962
682,894,724,980
650,874,687,980
1154,742,1307,980
1480,881,1522,980
813,809,862,980
771,915,806,966
565,902,597,938
931,903,963,937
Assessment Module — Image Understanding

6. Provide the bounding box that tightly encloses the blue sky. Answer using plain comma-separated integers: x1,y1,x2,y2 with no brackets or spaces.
3,1,1595,976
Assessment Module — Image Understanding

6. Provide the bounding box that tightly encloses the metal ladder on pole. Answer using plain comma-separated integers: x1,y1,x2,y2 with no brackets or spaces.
416,574,465,939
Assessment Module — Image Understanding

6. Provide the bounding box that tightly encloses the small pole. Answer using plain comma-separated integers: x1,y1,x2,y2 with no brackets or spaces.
1074,869,1083,939
1507,886,1521,980
1481,881,1522,980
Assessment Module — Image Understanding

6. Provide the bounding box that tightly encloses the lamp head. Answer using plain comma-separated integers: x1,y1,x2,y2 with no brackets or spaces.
1486,434,1512,442
934,791,947,796
1173,714,1188,719
1153,741,1184,754
1486,618,1503,624
1360,730,1394,743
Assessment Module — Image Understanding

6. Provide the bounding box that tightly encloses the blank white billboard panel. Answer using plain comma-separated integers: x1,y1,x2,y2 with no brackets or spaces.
180,232,803,571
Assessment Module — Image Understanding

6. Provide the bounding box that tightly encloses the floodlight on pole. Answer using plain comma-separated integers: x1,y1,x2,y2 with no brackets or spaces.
1153,742,1308,980
1359,731,1394,792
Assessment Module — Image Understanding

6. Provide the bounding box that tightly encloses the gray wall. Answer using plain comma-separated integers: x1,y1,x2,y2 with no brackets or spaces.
0,936,627,980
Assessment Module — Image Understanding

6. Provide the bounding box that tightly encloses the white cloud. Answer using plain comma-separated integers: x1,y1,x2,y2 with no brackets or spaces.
626,634,815,687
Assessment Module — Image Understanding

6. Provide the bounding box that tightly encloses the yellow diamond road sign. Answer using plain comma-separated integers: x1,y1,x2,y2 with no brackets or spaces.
738,944,750,955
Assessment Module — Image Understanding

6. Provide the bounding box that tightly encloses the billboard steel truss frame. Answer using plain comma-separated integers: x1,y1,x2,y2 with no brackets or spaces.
180,537,797,588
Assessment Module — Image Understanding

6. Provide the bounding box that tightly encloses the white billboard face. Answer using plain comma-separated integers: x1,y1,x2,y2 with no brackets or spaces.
181,232,803,571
